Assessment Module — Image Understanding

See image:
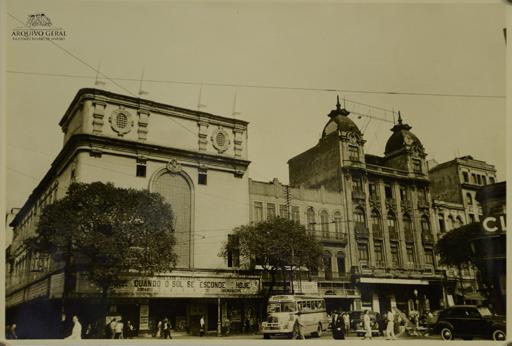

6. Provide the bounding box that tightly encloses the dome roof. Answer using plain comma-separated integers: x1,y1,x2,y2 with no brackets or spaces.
322,97,361,137
384,112,423,155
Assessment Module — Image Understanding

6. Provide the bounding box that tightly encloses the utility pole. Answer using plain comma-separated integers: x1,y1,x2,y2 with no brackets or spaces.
283,185,295,294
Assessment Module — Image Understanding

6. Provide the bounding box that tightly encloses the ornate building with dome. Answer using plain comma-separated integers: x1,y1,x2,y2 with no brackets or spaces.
251,97,446,314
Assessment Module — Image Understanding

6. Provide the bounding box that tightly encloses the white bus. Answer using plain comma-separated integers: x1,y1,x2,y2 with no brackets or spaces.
261,295,329,339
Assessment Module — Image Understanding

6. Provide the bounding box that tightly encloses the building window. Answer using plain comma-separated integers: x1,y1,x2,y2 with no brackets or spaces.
387,213,397,233
462,171,469,183
352,176,363,192
390,243,401,267
371,210,381,235
306,207,316,233
358,243,369,263
374,241,384,265
254,202,263,222
227,234,240,268
482,176,487,185
403,214,413,233
400,186,408,201
384,184,393,200
447,215,454,230
418,187,427,204
490,177,495,184
354,207,366,229
198,169,207,185
456,216,464,228
267,203,276,220
336,252,345,274
477,175,482,185
334,212,343,238
369,182,379,199
412,159,421,173
349,145,359,161
406,245,415,264
466,193,473,205
291,206,300,223
425,249,434,265
471,173,477,184
469,214,475,223
279,205,289,219
70,169,76,183
320,210,329,238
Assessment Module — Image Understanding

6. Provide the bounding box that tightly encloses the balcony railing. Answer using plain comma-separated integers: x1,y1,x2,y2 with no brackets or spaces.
313,272,351,282
388,228,399,240
355,223,369,238
352,190,366,200
317,232,348,244
404,231,415,242
422,233,434,245
372,225,383,238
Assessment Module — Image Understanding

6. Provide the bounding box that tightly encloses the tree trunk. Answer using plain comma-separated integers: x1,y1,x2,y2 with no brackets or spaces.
95,286,110,339
458,264,465,303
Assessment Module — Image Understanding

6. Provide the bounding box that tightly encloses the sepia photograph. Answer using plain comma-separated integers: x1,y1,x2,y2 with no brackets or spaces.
1,0,508,344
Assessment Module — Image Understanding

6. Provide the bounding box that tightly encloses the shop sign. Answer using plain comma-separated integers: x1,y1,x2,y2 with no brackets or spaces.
139,304,149,330
294,281,318,294
49,272,65,298
26,279,49,301
76,274,261,298
6,290,25,307
481,214,506,233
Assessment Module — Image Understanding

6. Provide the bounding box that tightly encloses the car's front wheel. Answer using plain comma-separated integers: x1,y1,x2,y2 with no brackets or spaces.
440,327,454,340
491,328,506,341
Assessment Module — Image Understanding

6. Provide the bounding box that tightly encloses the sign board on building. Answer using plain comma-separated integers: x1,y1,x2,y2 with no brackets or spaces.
76,273,261,298
294,281,318,295
26,279,49,301
49,272,65,298
139,304,149,331
481,214,506,233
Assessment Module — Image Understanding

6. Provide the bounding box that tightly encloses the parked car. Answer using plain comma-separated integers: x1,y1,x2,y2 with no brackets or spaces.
349,310,380,337
432,305,505,341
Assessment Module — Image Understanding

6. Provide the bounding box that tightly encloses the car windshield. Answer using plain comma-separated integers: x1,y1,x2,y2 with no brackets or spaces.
267,302,296,313
477,307,492,317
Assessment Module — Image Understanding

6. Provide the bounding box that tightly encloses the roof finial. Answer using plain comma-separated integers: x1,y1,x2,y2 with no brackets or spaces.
398,111,403,124
336,95,341,110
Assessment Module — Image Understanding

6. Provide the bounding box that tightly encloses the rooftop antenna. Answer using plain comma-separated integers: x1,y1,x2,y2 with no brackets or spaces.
138,68,149,96
232,89,241,117
94,60,105,86
197,82,207,110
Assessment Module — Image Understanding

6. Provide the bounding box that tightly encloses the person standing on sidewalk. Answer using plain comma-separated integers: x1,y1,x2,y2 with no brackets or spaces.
361,310,373,340
199,315,205,336
295,312,306,339
343,312,350,335
65,316,82,340
386,310,396,340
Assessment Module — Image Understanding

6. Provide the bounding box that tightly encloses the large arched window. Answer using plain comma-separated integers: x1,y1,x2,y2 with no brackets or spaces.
438,214,446,234
466,193,473,205
387,212,397,236
334,212,343,239
306,207,316,234
153,171,193,268
403,214,412,233
320,210,329,238
456,216,464,228
354,207,366,230
421,215,431,233
371,209,382,236
447,215,455,231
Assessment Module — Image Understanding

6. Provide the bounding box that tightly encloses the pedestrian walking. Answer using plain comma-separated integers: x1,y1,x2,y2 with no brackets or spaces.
109,318,117,339
199,315,205,336
161,317,172,339
224,317,231,336
114,319,124,339
343,312,350,335
6,324,18,339
332,311,345,340
361,310,372,340
65,315,82,340
386,310,396,340
126,320,134,338
295,312,305,339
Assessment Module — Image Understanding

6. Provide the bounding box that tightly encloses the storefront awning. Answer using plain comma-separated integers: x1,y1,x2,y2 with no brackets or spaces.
359,277,429,285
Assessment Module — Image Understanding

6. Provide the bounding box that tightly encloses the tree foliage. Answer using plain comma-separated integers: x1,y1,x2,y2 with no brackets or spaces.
435,224,480,266
221,217,323,298
28,182,177,292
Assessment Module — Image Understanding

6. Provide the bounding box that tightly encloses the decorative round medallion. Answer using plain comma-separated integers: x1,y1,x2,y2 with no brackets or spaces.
211,127,230,153
166,159,182,173
109,108,133,136
404,135,413,145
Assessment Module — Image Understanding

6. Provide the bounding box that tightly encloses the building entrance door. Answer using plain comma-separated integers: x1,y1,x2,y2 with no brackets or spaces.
207,304,218,331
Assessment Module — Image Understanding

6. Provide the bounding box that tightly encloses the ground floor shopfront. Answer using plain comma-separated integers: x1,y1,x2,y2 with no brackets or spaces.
6,270,262,339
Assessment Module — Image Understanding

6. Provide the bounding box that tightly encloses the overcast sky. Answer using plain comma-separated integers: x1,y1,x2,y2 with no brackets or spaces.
4,1,506,215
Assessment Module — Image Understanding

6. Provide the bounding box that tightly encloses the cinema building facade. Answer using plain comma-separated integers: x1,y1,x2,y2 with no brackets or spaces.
6,88,260,337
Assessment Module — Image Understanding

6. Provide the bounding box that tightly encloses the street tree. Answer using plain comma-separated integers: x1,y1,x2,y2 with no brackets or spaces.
26,182,177,337
436,224,480,302
221,217,323,302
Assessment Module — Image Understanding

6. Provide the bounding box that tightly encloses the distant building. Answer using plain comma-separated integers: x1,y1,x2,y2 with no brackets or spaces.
262,100,445,315
429,156,498,305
